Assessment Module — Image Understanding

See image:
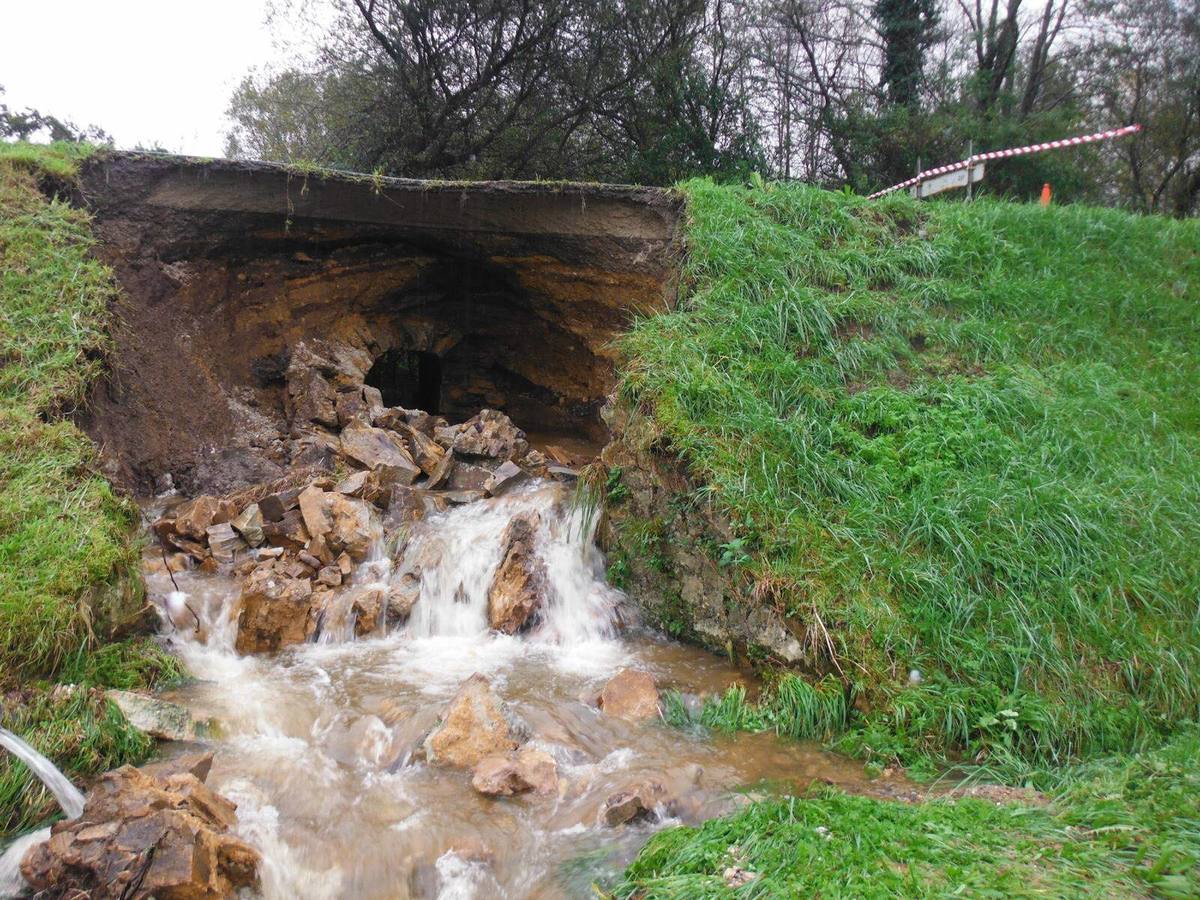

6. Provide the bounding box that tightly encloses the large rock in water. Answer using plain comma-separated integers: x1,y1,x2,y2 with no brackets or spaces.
20,758,260,899
596,669,660,721
423,674,524,768
471,749,558,797
235,564,318,654
487,514,545,635
297,485,377,562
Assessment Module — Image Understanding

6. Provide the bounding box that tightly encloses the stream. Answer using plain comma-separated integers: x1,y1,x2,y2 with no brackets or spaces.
96,481,890,897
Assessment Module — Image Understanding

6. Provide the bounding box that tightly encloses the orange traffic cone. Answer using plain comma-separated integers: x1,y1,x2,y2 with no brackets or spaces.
1040,183,1052,206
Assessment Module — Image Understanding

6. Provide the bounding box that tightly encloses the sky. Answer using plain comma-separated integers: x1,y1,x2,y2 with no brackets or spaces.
1,0,295,156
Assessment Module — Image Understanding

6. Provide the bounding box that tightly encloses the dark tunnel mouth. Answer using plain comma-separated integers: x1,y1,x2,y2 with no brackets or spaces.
365,349,444,414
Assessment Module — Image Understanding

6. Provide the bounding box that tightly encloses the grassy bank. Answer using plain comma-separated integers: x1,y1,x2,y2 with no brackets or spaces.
616,179,1200,774
613,727,1200,898
0,142,180,842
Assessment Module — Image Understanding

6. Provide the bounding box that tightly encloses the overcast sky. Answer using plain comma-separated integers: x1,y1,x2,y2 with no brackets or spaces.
1,0,292,156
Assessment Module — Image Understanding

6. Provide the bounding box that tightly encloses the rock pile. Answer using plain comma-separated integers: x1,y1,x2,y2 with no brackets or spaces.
150,342,579,654
20,753,259,899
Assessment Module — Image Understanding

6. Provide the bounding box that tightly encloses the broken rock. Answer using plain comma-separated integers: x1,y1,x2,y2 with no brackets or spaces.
471,749,558,797
596,669,660,721
601,780,666,827
230,502,265,547
106,691,211,742
235,566,317,654
451,409,530,460
205,522,245,564
485,460,530,497
423,674,524,769
487,514,545,635
339,423,421,481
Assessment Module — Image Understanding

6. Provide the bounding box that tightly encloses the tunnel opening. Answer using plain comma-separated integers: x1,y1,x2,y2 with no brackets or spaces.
366,349,443,414
72,154,682,494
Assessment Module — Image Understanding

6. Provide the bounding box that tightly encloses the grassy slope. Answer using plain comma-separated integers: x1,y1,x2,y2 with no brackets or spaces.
0,142,179,842
619,180,1200,773
614,727,1200,898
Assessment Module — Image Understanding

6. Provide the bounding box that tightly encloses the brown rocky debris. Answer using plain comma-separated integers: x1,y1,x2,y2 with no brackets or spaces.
601,780,666,826
596,669,660,721
451,410,529,460
20,762,260,899
471,749,558,797
386,573,421,626
339,422,422,481
487,514,545,635
384,485,428,531
335,388,369,427
423,674,524,769
235,565,318,654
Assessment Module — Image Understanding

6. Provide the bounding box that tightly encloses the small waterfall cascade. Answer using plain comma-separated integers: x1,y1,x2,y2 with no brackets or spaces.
399,482,620,643
0,728,85,896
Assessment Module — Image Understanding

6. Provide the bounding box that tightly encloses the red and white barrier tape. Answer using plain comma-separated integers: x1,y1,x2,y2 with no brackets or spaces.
867,123,1142,199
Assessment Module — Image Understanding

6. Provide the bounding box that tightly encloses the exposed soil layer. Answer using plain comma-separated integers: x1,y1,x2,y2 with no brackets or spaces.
74,153,682,494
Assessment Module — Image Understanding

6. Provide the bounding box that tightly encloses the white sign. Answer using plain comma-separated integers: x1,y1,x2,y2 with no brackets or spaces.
910,163,986,198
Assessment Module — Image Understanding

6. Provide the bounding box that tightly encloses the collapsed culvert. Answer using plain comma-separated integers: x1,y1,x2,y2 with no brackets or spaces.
73,153,683,495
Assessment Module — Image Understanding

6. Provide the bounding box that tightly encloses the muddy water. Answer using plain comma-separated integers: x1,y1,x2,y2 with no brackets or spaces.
142,482,892,899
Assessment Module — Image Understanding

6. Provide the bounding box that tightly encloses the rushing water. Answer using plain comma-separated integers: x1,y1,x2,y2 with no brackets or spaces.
135,480,896,898
0,729,85,897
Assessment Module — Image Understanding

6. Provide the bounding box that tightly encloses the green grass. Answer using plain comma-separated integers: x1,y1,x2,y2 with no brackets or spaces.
612,727,1200,898
0,142,181,843
0,688,153,841
619,179,1200,772
0,141,146,680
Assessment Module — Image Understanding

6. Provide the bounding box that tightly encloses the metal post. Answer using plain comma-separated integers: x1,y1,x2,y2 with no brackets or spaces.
966,141,974,202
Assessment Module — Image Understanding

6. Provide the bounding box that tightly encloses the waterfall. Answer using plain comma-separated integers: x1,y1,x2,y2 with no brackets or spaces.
0,727,85,897
399,482,621,643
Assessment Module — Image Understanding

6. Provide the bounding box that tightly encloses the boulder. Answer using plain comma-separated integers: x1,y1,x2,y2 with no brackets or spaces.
20,763,260,899
485,461,530,497
259,486,302,522
351,589,384,637
335,388,369,427
386,577,421,627
448,461,493,492
471,749,558,797
339,423,421,482
423,674,524,769
298,484,332,538
600,781,666,827
230,503,265,547
326,493,376,561
425,448,456,489
596,669,660,721
384,485,429,532
451,409,529,460
173,495,233,541
404,424,447,476
286,368,339,429
487,514,545,635
260,508,310,550
205,522,245,564
317,566,342,588
444,490,487,505
235,566,317,654
106,691,211,742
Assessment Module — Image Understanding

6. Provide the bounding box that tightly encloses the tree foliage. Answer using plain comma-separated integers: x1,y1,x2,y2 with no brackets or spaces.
225,0,1200,213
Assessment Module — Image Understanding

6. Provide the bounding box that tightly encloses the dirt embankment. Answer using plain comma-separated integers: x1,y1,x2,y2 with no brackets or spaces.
72,153,682,496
